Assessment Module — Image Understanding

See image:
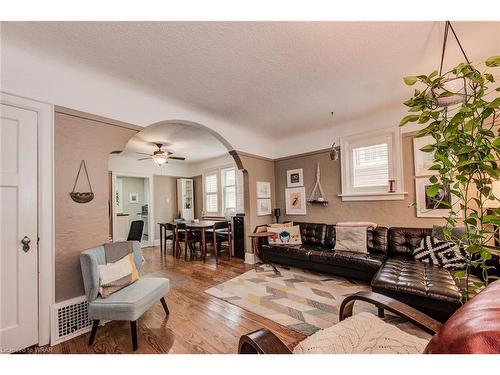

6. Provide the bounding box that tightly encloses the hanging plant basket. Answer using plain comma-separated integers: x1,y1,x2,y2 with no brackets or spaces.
70,160,94,204
432,77,467,107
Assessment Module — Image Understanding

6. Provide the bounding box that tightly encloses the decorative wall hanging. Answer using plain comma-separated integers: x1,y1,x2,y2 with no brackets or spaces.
413,135,438,177
330,142,339,161
307,163,328,206
129,193,139,203
70,160,94,203
286,168,303,188
256,181,271,198
415,177,461,218
285,187,307,215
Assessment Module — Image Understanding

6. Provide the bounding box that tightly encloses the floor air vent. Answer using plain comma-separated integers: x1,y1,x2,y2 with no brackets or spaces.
51,296,92,345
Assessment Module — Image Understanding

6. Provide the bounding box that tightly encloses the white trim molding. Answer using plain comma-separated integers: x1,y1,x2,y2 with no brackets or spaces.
1,91,54,346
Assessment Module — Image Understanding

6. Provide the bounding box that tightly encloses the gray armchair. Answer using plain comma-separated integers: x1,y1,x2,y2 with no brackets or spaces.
80,241,170,351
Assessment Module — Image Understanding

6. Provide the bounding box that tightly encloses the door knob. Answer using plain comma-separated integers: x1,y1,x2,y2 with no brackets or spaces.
21,236,31,253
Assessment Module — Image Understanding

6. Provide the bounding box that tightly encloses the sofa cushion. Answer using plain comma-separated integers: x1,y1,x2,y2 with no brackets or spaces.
368,227,388,254
388,227,432,257
293,312,429,354
309,249,385,271
295,222,327,246
371,257,461,302
260,244,311,261
413,236,466,270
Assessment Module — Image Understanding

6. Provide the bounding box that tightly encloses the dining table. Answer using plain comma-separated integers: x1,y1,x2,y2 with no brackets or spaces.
158,220,230,263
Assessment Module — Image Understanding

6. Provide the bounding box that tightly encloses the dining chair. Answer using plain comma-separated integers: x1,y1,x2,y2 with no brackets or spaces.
163,223,175,255
176,223,200,260
206,221,232,262
127,220,144,242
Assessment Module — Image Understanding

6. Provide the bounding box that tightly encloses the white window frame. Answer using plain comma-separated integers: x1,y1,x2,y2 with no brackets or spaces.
339,127,406,201
203,170,220,215
202,164,240,217
221,166,236,213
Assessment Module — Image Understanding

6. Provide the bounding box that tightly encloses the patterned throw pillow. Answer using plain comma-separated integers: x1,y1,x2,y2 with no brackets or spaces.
413,236,466,270
268,225,302,245
98,253,139,298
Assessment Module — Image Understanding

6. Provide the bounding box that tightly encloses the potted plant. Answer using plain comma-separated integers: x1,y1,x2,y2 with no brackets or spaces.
400,56,500,299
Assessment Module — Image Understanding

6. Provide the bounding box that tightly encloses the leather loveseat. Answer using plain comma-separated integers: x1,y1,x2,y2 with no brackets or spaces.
258,223,491,322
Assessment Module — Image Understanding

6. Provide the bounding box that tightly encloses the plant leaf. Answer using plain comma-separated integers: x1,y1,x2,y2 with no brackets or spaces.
399,114,419,126
485,56,500,67
403,76,418,86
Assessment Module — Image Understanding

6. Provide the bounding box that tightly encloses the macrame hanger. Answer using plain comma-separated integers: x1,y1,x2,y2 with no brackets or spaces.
439,21,471,75
72,160,93,194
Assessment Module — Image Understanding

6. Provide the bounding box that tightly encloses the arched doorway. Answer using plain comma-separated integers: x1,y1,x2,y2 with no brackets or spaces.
108,119,247,259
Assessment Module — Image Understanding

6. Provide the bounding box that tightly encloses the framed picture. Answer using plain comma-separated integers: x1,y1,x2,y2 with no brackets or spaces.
285,187,307,215
129,192,139,204
256,198,272,216
256,181,271,198
286,168,304,187
413,136,438,177
415,177,461,218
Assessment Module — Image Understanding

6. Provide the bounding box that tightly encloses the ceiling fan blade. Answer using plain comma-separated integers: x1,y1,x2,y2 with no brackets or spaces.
137,157,152,161
169,156,186,160
136,152,153,156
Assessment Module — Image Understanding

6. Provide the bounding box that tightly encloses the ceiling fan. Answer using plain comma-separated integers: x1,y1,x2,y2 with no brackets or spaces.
137,143,185,165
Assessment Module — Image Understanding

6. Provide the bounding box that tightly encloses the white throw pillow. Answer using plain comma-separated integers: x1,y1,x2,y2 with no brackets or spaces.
334,226,368,253
98,253,139,298
293,312,429,354
268,225,302,245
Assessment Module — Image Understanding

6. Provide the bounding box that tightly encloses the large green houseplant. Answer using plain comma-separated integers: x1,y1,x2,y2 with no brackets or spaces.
400,56,500,299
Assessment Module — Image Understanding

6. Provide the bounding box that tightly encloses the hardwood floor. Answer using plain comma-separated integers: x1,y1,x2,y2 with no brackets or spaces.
48,246,306,354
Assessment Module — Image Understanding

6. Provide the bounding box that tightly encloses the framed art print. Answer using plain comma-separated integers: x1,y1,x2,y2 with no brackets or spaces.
413,136,438,177
286,168,304,188
415,177,461,218
256,181,271,198
256,198,272,216
129,192,139,203
285,187,306,215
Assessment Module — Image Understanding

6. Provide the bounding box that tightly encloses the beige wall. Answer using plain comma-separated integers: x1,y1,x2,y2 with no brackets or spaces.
55,109,138,302
273,134,446,228
237,154,276,252
153,175,178,240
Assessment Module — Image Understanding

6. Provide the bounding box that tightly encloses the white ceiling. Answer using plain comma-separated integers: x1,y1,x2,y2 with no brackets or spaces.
2,21,500,142
124,121,228,162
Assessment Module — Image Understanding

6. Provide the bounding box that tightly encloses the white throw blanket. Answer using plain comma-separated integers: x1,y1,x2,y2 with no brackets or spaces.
334,225,368,253
336,221,378,230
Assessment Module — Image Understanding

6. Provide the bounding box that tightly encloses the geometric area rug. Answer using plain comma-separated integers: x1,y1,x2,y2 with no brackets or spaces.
205,265,431,339
206,265,374,336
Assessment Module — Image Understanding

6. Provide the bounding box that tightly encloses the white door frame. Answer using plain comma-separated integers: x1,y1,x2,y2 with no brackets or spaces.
1,92,54,346
111,171,154,247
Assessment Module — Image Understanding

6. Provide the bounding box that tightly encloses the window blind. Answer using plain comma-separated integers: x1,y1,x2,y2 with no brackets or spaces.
352,143,389,188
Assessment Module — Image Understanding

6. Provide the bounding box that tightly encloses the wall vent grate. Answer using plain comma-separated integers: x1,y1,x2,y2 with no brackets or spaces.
51,296,92,345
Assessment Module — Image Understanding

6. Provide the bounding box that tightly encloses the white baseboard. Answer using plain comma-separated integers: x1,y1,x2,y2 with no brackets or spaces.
244,253,256,264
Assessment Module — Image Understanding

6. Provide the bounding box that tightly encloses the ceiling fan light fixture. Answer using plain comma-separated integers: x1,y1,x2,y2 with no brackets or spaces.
153,154,168,165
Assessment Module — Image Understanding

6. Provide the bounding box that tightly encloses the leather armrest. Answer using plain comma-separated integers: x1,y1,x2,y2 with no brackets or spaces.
239,328,293,354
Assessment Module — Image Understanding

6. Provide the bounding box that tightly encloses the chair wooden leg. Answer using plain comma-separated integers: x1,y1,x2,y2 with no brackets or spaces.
88,320,99,345
130,320,138,351
378,307,385,318
160,297,170,316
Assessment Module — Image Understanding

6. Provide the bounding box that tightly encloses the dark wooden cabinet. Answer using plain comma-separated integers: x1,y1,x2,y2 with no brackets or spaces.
232,215,245,259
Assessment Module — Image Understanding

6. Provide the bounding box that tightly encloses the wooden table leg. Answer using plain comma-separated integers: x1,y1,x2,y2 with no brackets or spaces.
184,229,188,261
201,228,206,263
213,228,218,264
228,225,232,259
159,225,163,253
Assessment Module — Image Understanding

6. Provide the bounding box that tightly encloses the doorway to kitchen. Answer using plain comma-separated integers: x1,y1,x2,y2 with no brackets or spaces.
111,173,154,247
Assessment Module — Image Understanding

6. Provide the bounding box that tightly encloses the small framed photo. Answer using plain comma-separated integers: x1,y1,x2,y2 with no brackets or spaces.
414,136,438,177
286,168,304,188
415,177,461,218
129,193,139,203
256,181,271,198
285,187,307,215
256,198,272,216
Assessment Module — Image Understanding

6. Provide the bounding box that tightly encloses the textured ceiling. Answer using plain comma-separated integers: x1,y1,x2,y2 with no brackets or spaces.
2,21,499,139
124,122,228,162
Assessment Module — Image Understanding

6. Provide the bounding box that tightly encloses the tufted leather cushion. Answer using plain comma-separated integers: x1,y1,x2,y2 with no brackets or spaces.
295,222,327,247
368,227,388,254
309,249,386,271
371,257,462,302
388,227,432,257
424,280,500,354
260,244,311,262
324,225,336,248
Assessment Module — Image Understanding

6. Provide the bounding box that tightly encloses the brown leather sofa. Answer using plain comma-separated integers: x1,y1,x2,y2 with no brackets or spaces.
258,223,494,322
260,222,388,282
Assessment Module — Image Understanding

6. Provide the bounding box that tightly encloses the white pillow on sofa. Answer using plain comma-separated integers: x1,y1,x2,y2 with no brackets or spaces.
293,312,429,354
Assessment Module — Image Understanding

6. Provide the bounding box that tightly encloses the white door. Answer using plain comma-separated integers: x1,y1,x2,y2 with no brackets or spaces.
0,103,38,352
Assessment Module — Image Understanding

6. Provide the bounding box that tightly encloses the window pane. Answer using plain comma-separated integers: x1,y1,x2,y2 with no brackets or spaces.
205,174,218,193
352,143,388,188
224,169,236,186
206,194,218,212
224,186,236,209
